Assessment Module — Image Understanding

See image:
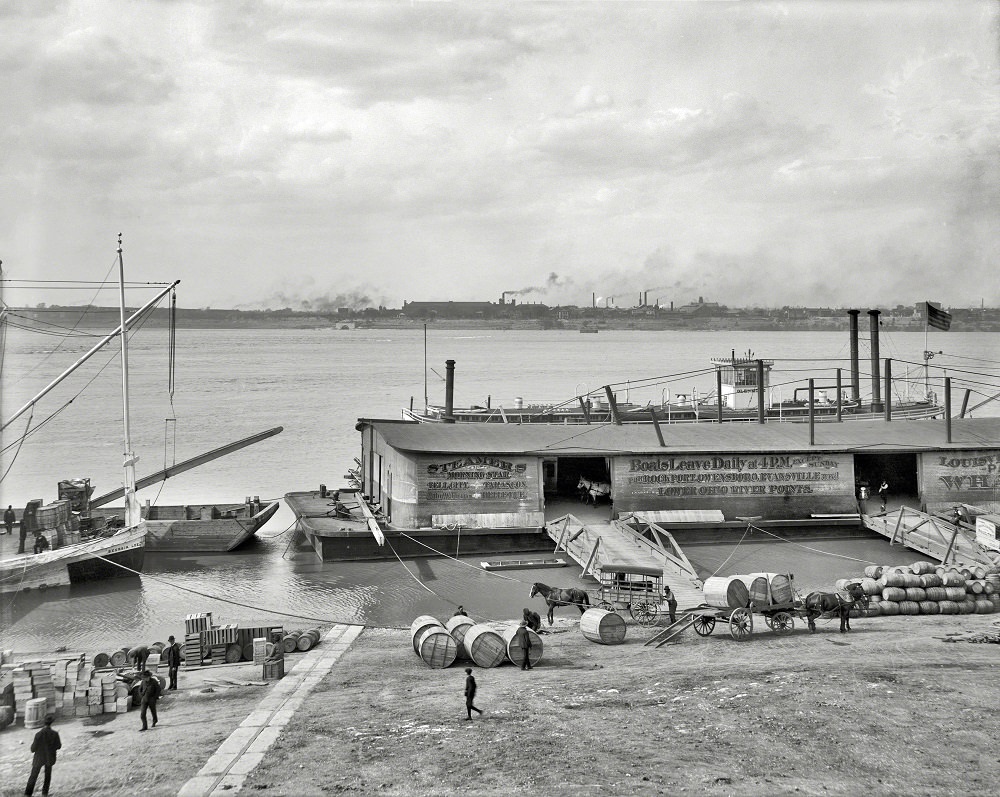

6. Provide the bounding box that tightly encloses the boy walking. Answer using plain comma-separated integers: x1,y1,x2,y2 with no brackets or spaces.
463,668,483,720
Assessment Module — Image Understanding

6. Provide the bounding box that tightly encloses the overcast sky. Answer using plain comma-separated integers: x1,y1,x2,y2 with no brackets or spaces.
2,1,997,311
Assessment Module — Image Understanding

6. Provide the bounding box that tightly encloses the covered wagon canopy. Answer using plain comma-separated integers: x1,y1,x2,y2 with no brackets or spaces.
599,563,663,577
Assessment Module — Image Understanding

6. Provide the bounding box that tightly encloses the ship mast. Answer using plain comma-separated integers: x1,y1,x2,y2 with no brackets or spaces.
117,234,140,529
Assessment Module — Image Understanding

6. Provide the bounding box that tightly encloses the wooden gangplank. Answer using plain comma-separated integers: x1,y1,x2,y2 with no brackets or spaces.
644,612,700,647
863,506,998,567
546,514,703,609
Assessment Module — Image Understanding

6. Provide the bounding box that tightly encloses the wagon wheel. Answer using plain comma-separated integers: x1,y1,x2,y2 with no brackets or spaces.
770,611,794,635
692,614,716,636
728,607,753,641
630,601,659,625
598,600,616,612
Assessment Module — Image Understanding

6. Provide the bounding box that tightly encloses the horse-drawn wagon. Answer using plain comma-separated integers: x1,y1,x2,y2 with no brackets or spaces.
594,564,668,625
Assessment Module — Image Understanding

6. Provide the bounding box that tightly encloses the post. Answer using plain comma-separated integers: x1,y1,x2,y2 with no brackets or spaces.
649,408,665,447
836,368,843,422
848,309,861,403
756,359,765,423
604,386,621,425
808,379,815,445
884,359,892,422
945,376,952,443
444,360,455,423
578,396,592,424
717,368,723,422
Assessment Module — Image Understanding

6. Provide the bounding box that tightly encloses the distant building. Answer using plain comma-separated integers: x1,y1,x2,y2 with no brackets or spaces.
402,301,497,319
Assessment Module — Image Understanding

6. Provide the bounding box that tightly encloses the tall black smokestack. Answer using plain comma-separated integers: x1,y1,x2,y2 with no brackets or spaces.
592,292,596,308
848,310,860,403
868,310,882,412
445,360,456,423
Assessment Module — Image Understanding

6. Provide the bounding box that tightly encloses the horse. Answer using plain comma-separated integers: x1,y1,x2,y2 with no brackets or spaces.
576,475,611,505
529,582,590,625
802,582,868,633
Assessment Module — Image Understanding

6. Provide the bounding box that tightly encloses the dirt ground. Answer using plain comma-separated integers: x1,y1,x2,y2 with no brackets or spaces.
1,614,998,796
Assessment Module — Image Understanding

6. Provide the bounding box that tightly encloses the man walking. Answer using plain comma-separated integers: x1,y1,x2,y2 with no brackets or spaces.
165,636,181,690
878,480,889,513
24,714,61,796
463,668,483,720
138,670,160,731
514,620,533,670
3,504,15,535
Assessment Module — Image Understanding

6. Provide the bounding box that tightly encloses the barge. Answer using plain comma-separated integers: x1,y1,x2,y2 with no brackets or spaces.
289,414,1000,561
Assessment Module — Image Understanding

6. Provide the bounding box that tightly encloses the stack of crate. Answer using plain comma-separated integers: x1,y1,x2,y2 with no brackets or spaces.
204,624,239,664
184,613,213,667
11,662,58,719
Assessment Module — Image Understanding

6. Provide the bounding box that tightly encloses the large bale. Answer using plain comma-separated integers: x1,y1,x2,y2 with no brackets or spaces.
462,624,507,668
580,608,627,645
703,576,749,609
919,574,943,588
414,627,457,668
502,624,543,667
410,616,443,654
882,587,906,602
444,615,476,652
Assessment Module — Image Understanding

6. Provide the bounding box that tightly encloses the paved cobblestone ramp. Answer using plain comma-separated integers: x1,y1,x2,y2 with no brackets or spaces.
178,624,363,797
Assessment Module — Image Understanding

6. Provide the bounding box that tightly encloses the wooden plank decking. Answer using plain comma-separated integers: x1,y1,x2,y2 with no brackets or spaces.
863,506,1000,567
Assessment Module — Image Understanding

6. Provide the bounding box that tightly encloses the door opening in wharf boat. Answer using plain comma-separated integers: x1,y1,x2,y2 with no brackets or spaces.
403,309,953,425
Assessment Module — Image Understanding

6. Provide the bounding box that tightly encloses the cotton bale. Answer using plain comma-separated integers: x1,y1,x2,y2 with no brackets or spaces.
878,601,900,616
580,608,627,645
414,627,458,668
502,624,543,667
904,587,927,602
974,599,995,614
919,574,943,588
898,600,920,615
462,624,507,668
410,616,443,654
703,576,750,609
918,601,940,615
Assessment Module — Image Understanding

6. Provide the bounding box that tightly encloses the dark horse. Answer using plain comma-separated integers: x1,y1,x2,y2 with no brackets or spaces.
803,582,868,633
529,582,590,625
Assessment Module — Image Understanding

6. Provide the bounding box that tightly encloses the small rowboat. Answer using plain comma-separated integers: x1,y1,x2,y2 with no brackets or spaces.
480,557,568,571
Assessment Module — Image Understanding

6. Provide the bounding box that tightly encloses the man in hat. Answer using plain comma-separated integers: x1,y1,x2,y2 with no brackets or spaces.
127,644,149,674
664,585,678,624
453,605,468,617
165,635,182,690
138,669,161,731
25,714,61,796
3,504,15,535
514,620,533,670
463,668,483,720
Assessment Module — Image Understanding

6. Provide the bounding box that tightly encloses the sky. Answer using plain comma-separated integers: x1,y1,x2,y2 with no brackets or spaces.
1,1,997,312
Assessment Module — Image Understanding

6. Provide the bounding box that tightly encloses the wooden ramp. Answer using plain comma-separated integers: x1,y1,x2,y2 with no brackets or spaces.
863,506,1000,567
546,514,704,609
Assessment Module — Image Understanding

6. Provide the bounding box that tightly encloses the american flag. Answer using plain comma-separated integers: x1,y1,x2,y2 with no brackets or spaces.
925,302,951,331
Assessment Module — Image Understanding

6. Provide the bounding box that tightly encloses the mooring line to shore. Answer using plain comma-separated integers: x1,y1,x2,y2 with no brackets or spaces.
177,623,364,797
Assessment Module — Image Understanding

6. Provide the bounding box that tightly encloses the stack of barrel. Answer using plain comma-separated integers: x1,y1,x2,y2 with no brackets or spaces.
851,561,1000,616
409,615,543,669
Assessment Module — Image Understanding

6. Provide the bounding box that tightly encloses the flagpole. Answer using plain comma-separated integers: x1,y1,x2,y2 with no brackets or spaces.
924,302,929,399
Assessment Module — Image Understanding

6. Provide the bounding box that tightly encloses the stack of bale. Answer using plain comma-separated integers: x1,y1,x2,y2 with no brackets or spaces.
849,561,1000,617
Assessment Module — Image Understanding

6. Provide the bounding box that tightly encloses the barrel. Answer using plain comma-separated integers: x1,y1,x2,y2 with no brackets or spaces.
109,648,129,667
296,629,321,652
93,652,110,668
150,642,165,654
910,561,935,575
937,600,959,614
769,574,793,605
986,574,1000,590
972,565,988,580
881,571,907,588
444,615,476,651
974,599,995,614
282,631,302,654
919,574,943,588
881,587,906,602
918,601,939,615
902,573,922,588
904,587,927,602
958,600,976,615
944,586,967,601
410,616,443,654
703,576,749,609
863,565,884,579
414,627,458,668
225,643,243,663
579,608,627,644
502,624,543,667
898,600,920,615
24,698,47,729
462,624,507,668
878,600,900,616
967,580,985,595
0,705,14,731
942,571,966,587
924,587,947,601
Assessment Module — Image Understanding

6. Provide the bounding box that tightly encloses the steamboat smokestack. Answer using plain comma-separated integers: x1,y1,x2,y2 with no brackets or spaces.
445,359,456,423
868,310,882,412
848,309,861,403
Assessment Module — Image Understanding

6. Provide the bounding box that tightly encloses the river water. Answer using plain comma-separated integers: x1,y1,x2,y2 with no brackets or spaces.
2,325,997,655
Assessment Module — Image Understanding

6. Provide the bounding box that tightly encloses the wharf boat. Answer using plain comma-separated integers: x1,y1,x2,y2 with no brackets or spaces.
480,557,567,571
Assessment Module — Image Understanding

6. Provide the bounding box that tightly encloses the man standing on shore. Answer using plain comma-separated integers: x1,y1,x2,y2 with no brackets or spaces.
165,636,181,690
463,668,483,720
24,714,61,796
665,585,678,624
138,670,160,731
3,504,14,535
514,620,533,670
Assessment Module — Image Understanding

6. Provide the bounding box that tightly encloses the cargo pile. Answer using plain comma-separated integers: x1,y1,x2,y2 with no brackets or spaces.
184,613,288,666
9,656,132,724
848,561,1000,617
409,615,543,669
24,498,82,550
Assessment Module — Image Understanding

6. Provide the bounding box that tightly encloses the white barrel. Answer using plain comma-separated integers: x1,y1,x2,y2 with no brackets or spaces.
410,615,443,654
462,624,506,668
579,608,626,644
415,628,458,668
24,698,47,729
703,576,749,609
502,624,543,667
444,615,476,652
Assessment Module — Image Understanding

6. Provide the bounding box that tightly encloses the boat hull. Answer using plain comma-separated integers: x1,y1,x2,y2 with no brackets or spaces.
0,524,146,594
140,500,281,552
